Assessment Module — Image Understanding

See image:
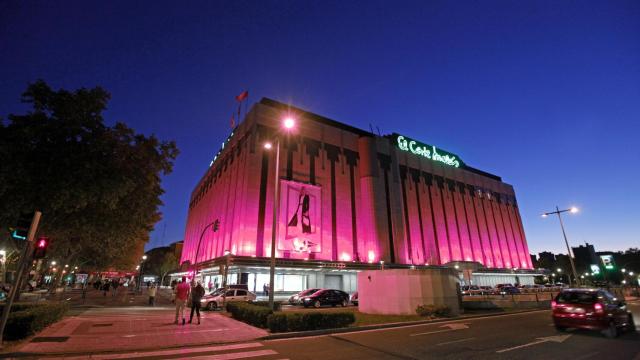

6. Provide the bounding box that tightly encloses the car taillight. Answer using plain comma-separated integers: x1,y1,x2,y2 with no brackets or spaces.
551,300,557,309
594,302,604,314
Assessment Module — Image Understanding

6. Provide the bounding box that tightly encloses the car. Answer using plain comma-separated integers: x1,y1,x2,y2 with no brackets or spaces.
552,288,636,338
495,283,514,290
461,285,481,295
302,289,350,308
351,292,358,306
499,286,521,295
288,288,321,305
201,288,257,310
479,286,493,295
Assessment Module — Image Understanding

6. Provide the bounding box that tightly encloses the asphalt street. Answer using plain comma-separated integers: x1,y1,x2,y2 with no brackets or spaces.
264,302,640,360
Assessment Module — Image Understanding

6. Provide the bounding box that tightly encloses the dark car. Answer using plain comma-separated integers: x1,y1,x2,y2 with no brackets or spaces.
499,286,520,295
552,288,636,338
302,289,350,308
288,288,321,305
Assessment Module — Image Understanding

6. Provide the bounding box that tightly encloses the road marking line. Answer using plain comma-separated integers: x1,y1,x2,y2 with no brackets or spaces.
496,334,572,353
117,328,231,337
436,337,476,346
410,329,455,336
89,342,264,359
190,350,278,360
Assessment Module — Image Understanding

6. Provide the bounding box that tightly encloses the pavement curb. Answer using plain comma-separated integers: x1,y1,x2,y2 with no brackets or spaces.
260,308,548,340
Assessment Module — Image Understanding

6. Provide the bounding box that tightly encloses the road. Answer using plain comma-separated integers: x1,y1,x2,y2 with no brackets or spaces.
27,301,640,359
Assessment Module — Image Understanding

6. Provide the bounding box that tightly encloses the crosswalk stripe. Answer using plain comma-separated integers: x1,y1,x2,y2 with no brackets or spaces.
87,342,264,359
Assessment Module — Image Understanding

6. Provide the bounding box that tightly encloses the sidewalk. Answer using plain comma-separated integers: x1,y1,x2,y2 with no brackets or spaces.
12,306,267,356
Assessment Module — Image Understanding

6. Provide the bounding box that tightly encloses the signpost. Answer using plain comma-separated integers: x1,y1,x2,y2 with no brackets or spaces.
0,211,42,347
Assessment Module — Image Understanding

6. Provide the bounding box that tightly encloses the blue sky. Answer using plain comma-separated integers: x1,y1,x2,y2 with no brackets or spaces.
1,0,638,255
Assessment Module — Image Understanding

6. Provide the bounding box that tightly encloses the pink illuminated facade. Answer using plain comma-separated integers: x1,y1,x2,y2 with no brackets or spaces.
180,98,533,274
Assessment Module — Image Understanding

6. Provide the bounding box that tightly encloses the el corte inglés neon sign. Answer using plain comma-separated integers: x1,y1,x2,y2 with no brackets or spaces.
393,133,464,168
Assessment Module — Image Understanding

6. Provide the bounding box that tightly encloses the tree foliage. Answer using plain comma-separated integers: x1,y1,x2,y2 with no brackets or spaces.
0,80,178,269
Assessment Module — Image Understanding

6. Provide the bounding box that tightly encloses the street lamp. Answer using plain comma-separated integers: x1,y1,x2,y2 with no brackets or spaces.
264,115,296,310
138,255,148,292
542,206,580,286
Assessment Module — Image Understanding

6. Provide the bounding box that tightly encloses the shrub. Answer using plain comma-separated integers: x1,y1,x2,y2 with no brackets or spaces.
415,304,451,318
226,302,273,328
4,302,69,341
267,311,355,333
248,300,282,311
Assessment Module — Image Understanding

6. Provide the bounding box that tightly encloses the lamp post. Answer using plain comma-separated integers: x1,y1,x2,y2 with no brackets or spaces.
542,206,580,286
193,219,220,282
265,116,295,310
138,255,148,292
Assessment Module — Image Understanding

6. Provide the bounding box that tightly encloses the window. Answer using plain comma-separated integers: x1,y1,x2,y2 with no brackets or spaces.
556,291,597,304
236,290,247,296
225,290,235,297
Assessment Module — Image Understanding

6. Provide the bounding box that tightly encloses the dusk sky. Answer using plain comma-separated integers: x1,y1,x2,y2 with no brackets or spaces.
1,1,638,255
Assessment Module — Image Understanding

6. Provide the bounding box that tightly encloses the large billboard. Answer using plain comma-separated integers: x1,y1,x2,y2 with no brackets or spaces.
278,180,322,254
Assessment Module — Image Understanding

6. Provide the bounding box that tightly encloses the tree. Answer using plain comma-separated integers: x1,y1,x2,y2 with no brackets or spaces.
0,81,178,270
158,252,179,286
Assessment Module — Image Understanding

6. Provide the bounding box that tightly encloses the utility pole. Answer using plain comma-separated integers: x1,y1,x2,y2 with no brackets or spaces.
542,206,580,287
0,211,41,347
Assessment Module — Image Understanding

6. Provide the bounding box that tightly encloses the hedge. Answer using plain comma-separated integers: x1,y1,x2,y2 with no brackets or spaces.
226,302,273,328
4,302,69,341
415,304,451,318
248,300,282,311
267,311,355,333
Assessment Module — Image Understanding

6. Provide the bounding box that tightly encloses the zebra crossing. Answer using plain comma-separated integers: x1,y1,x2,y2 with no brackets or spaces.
39,342,287,360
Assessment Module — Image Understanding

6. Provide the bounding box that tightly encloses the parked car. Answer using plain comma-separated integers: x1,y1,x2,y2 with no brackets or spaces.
479,286,493,295
351,292,358,306
552,288,635,338
302,289,350,308
461,285,481,295
495,283,514,290
201,288,256,310
499,286,521,295
288,288,321,305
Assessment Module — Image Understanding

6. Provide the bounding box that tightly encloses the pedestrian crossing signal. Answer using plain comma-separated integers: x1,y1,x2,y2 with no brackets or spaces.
11,212,33,240
33,237,49,259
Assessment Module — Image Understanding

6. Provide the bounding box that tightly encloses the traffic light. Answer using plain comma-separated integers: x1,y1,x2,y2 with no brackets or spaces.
11,212,33,240
213,219,220,232
33,237,49,259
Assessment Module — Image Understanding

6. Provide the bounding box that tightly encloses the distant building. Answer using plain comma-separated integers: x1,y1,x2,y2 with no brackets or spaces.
571,243,598,273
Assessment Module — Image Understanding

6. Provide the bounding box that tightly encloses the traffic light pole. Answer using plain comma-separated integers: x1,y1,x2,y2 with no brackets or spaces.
0,211,41,347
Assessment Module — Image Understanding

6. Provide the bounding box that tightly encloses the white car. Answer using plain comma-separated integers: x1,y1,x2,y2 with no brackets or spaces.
200,288,256,310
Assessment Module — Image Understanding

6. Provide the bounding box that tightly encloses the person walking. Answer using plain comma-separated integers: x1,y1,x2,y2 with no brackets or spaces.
208,280,213,292
174,276,190,325
111,278,119,297
102,280,110,297
148,283,157,306
189,281,205,324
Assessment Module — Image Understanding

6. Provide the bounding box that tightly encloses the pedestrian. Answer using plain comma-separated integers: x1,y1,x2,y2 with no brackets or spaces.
102,280,110,297
148,283,157,306
111,278,119,297
174,276,190,325
189,281,205,325
208,280,213,292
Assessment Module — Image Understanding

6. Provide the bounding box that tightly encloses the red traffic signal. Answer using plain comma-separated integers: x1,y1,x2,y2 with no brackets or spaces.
33,237,49,259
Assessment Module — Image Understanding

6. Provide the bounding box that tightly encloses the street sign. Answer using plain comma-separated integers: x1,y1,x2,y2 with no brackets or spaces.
600,255,614,270
590,264,601,275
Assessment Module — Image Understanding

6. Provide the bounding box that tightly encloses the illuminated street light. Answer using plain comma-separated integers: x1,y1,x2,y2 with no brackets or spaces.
557,268,562,272
542,206,580,286
136,265,140,270
621,268,626,273
64,264,69,268
142,255,148,261
265,116,297,310
629,271,635,276
51,261,57,266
